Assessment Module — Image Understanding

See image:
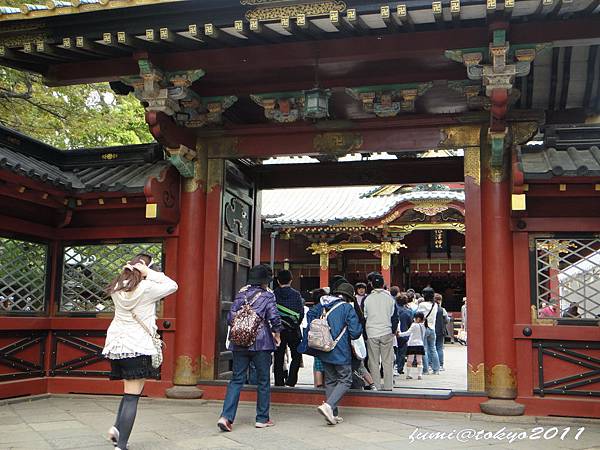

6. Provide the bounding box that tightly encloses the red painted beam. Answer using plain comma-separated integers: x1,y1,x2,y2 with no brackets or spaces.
54,224,178,240
513,324,600,341
511,217,600,232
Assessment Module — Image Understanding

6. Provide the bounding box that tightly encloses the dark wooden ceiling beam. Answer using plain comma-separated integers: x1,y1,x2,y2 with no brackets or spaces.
61,37,125,58
432,2,446,30
396,4,415,32
296,15,325,39
0,46,49,68
346,9,372,35
583,45,598,111
248,19,288,44
380,5,402,33
157,27,204,50
202,23,246,47
104,31,165,52
253,157,464,189
329,10,359,37
28,41,78,62
232,20,271,45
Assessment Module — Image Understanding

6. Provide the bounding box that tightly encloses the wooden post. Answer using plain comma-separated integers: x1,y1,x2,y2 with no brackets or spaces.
319,250,330,288
166,169,206,399
479,140,524,415
381,250,392,288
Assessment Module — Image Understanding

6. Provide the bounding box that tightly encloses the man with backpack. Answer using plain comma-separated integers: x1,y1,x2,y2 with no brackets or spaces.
273,269,304,387
217,265,282,432
301,282,362,425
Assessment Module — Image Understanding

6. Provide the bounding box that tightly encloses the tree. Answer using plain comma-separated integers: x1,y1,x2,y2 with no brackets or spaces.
0,0,152,149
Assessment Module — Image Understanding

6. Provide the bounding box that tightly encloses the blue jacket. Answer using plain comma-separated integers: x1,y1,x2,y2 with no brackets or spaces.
397,305,414,344
301,297,362,366
227,285,283,352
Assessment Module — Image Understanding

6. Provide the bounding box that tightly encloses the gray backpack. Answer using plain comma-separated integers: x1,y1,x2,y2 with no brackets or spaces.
308,302,347,352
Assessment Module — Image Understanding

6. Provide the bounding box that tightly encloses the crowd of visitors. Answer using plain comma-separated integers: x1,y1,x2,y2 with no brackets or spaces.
214,266,461,429
102,257,465,441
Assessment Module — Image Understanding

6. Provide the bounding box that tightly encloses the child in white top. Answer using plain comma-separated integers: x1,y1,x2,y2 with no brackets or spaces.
396,312,426,380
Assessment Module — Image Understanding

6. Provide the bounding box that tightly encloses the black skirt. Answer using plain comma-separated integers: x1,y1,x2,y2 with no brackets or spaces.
109,355,158,380
406,345,425,355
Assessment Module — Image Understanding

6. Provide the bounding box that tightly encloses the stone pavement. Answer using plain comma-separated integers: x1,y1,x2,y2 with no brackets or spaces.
1,395,599,450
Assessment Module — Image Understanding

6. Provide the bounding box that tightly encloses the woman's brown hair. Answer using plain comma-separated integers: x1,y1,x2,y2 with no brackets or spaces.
106,253,152,294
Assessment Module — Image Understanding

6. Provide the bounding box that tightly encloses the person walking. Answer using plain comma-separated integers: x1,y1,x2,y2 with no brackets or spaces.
395,293,413,375
217,265,282,432
273,270,304,387
434,293,449,371
363,272,398,391
302,285,362,425
417,287,440,375
103,253,178,450
396,312,427,380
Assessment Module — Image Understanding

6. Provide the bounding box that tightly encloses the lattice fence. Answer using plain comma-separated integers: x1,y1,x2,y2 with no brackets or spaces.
60,242,163,313
0,237,48,313
534,237,600,321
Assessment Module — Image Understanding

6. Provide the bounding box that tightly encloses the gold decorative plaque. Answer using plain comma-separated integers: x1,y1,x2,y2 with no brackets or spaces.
245,0,346,21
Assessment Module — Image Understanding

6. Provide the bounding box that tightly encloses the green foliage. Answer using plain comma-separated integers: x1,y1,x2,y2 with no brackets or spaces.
0,66,152,149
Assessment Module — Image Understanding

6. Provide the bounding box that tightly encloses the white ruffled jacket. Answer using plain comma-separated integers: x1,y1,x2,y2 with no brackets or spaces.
102,269,178,359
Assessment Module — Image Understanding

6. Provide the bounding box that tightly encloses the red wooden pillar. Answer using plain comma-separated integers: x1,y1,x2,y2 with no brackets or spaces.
464,147,485,393
320,254,330,288
166,176,206,398
479,143,523,414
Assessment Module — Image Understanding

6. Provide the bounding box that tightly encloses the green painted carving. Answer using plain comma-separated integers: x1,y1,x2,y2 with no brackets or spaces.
346,82,433,116
166,146,197,178
489,133,506,169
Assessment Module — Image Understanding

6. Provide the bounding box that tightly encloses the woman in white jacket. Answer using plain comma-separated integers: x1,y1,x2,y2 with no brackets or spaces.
102,253,178,450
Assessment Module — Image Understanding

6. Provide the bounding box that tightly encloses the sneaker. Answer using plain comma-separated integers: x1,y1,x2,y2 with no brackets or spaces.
439,366,445,371
417,375,422,380
433,371,440,375
317,402,336,425
368,384,377,391
107,426,119,446
334,416,344,424
255,420,275,428
217,417,233,432
393,369,400,376
406,375,413,380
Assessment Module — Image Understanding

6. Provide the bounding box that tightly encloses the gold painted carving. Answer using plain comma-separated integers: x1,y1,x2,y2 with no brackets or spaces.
308,241,405,270
245,0,346,21
511,121,539,145
313,132,362,157
412,200,450,216
487,364,517,399
439,125,481,148
468,362,485,392
464,147,481,186
388,222,466,235
531,305,556,326
207,158,224,193
173,355,200,386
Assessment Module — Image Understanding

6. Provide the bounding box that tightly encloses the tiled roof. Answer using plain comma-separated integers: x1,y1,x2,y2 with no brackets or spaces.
0,125,167,193
262,186,464,226
0,143,169,192
519,146,600,179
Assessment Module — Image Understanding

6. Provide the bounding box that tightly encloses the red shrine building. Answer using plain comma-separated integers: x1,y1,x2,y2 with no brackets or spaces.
0,0,599,418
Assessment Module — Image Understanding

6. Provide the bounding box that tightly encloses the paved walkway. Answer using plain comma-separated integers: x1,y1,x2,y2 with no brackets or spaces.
1,395,598,449
280,342,467,392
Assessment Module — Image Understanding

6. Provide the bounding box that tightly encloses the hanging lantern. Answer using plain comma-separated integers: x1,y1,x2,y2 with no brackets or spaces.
303,88,330,119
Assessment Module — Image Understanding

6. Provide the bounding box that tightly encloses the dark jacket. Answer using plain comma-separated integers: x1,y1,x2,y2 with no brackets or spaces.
274,286,305,324
227,285,283,352
397,305,413,344
302,297,363,366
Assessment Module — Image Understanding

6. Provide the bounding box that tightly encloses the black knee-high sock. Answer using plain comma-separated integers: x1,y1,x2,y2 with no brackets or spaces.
114,396,126,429
116,394,140,449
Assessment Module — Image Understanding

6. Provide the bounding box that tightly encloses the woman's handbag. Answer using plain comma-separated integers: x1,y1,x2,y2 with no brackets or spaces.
132,312,164,369
351,335,367,360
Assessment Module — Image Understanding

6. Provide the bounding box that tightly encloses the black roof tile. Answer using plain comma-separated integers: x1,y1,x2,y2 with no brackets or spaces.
519,145,600,179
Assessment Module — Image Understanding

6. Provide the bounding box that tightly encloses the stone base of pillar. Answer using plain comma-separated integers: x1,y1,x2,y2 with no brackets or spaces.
165,385,204,399
480,399,525,416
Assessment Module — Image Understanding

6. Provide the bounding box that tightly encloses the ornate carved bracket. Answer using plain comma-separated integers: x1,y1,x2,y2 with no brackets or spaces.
346,83,433,117
446,32,547,173
120,59,236,128
144,165,180,224
166,145,197,178
251,93,305,123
